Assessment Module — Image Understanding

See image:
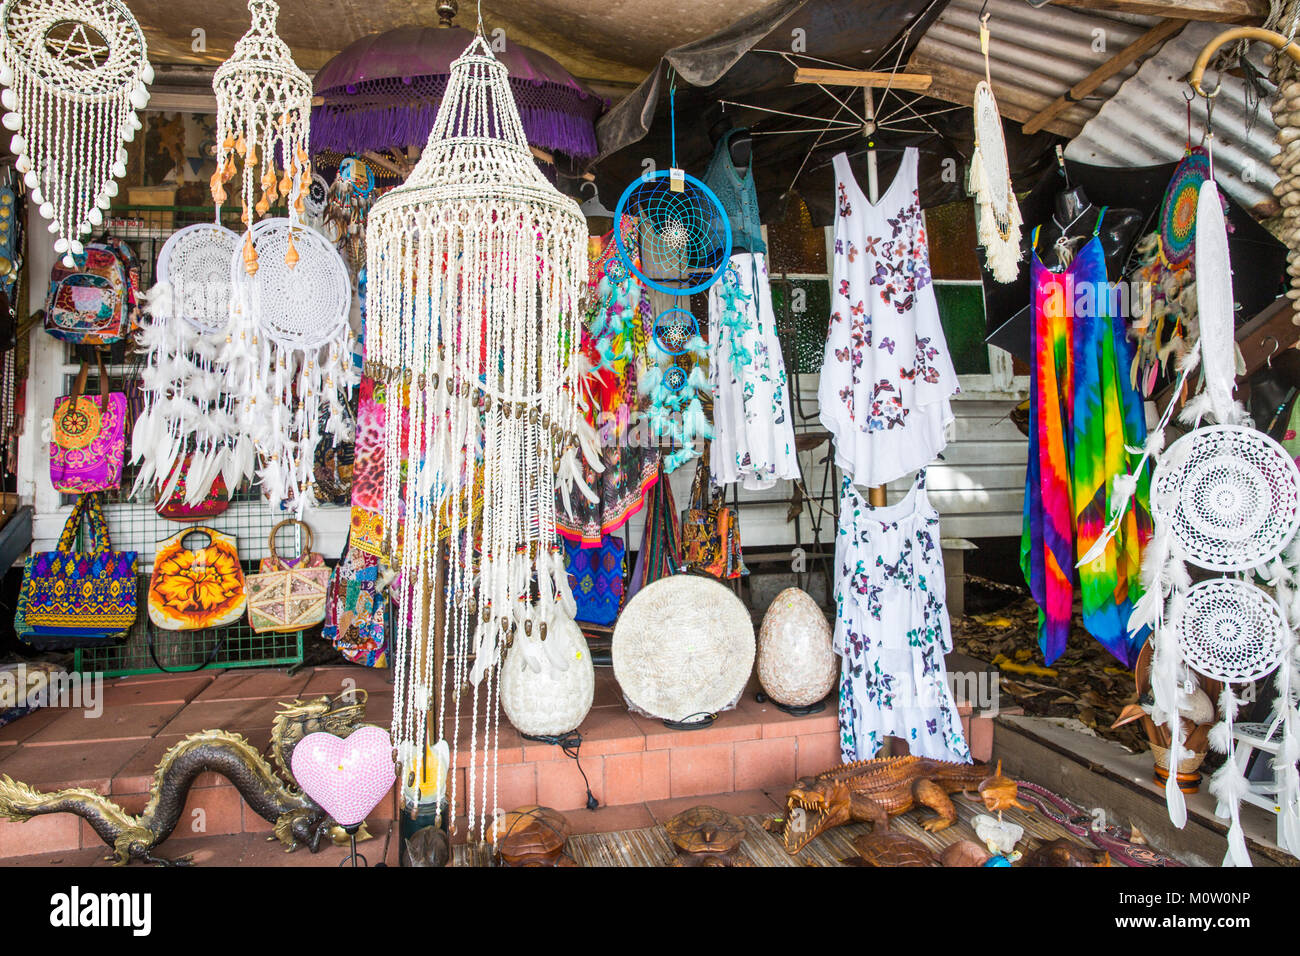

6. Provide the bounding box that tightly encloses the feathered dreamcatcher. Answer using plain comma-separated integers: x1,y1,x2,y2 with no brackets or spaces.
365,34,587,839
0,0,153,267
613,83,729,473
967,10,1022,283
1083,150,1300,866
639,304,711,474
133,223,253,503
226,217,356,512
212,0,312,275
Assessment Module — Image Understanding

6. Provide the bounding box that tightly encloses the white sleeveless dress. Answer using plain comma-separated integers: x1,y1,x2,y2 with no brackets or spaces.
818,147,959,488
834,470,971,764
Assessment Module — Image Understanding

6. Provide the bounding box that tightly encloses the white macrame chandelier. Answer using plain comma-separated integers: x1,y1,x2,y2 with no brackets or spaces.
0,0,152,267
213,0,312,274
366,34,586,839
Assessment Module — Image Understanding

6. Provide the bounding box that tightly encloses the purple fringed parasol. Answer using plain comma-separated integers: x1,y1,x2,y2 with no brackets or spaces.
312,26,605,160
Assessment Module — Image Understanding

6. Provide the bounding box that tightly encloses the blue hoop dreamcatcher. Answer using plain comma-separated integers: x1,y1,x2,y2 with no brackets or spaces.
653,307,698,356
613,85,731,296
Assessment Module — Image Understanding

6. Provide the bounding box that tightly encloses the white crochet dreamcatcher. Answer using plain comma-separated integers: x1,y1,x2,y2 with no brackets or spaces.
1089,160,1300,866
133,223,254,503
967,10,1022,283
365,34,587,839
0,0,152,267
227,217,355,512
212,0,311,275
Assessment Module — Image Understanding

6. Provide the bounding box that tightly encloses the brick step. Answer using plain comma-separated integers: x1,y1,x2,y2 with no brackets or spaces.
0,665,997,858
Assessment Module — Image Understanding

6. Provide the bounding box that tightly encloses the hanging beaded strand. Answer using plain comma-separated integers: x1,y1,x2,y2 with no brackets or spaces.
0,0,152,267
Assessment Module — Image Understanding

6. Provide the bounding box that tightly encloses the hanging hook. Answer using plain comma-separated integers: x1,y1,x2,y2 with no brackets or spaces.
1264,335,1279,368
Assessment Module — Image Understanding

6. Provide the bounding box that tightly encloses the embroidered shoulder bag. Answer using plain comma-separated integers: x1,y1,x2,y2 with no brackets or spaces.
682,454,748,580
50,354,127,494
18,492,138,645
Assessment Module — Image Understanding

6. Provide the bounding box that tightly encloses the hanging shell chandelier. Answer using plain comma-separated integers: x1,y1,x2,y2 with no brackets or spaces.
0,0,153,267
366,34,587,839
213,0,312,274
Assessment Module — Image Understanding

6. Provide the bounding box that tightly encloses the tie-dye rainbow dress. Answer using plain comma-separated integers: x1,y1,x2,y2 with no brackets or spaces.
1020,208,1152,667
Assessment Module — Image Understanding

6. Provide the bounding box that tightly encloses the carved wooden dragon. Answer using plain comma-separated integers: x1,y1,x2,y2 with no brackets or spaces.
0,691,374,866
777,755,1007,853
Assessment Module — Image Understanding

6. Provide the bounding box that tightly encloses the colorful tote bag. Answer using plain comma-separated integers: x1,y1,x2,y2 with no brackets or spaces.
154,452,230,522
563,535,626,627
682,456,748,580
245,520,331,634
323,536,390,668
50,356,126,494
148,526,246,631
19,493,138,641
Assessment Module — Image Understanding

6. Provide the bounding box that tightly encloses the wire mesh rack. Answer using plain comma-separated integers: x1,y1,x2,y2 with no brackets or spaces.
67,204,325,677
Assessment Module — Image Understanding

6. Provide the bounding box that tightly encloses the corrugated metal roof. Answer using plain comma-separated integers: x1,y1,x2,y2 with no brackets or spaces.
1065,21,1280,217
907,0,1158,137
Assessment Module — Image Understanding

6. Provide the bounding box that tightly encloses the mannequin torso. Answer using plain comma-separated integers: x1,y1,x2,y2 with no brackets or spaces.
1030,186,1142,280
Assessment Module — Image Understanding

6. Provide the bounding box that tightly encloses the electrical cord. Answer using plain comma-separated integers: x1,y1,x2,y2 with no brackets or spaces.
523,731,599,811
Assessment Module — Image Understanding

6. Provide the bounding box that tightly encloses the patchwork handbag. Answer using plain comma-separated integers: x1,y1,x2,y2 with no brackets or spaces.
154,452,230,522
563,535,626,627
682,456,748,580
323,534,390,667
18,492,138,645
148,526,246,631
245,520,331,634
49,355,127,494
43,238,139,345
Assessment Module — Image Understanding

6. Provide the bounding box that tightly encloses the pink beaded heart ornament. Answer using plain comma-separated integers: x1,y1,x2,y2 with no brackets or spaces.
290,726,396,826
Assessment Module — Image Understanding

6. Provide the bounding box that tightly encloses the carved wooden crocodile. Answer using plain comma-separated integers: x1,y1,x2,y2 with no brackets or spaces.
777,755,1003,853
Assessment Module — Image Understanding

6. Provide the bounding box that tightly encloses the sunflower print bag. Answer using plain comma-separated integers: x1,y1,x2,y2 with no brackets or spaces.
148,527,247,631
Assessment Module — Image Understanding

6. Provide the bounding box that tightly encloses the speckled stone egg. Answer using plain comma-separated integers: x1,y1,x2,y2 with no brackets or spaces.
501,618,594,737
757,588,837,708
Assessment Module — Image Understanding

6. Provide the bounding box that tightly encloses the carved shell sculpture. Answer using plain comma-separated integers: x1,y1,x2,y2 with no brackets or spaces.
500,616,594,737
757,588,838,708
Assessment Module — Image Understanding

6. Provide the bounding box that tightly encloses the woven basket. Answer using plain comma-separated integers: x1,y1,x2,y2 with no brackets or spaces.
612,573,755,722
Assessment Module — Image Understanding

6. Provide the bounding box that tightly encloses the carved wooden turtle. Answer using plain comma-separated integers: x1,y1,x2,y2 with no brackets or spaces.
665,806,750,866
1021,837,1112,868
489,806,576,867
842,830,938,867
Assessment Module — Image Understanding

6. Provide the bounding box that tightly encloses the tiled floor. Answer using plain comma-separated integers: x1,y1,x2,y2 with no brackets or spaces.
0,663,994,865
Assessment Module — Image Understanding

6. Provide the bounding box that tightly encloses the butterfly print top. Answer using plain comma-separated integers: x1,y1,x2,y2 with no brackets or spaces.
818,147,960,487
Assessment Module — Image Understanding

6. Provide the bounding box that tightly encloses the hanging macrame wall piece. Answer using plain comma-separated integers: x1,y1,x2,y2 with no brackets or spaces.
133,223,252,503
0,0,153,267
227,217,355,512
213,0,312,275
967,11,1022,283
365,34,587,840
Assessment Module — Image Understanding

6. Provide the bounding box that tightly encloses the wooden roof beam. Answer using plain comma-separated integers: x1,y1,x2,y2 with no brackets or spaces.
1022,17,1187,135
1046,0,1270,25
792,68,933,91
